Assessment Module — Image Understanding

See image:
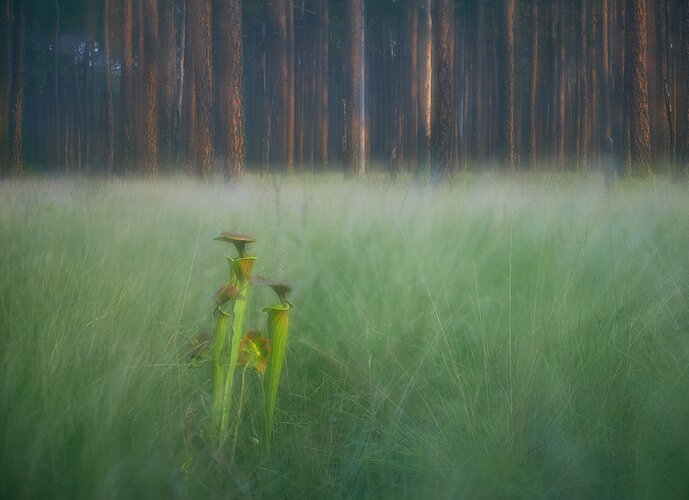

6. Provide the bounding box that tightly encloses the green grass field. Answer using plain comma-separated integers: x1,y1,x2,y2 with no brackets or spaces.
1,174,688,499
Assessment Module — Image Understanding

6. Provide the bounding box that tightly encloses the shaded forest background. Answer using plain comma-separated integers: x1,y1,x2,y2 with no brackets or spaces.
1,0,688,180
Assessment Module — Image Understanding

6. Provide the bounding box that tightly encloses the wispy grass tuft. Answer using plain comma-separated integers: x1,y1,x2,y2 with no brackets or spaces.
1,174,688,498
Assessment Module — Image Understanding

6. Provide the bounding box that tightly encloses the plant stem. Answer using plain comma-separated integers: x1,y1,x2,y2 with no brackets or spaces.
231,364,250,459
211,309,230,436
219,259,254,447
262,304,290,453
219,296,247,445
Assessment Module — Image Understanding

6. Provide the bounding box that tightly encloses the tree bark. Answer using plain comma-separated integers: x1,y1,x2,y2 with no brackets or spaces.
287,0,295,172
121,0,133,171
418,0,432,172
318,0,329,169
189,0,213,177
142,0,159,177
529,1,539,167
346,0,365,175
558,1,566,168
600,0,612,150
270,0,289,169
473,1,485,163
103,0,115,174
0,0,11,174
216,0,245,180
260,17,271,171
53,0,61,169
578,0,590,171
431,0,454,179
504,0,516,171
656,0,672,165
627,0,651,178
159,0,176,166
682,1,689,176
84,1,96,170
407,5,419,168
10,0,25,174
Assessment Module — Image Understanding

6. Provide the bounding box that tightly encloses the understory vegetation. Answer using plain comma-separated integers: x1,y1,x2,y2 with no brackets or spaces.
1,174,688,499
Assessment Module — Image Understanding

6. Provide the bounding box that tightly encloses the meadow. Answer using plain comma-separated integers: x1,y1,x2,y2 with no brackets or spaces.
1,174,688,499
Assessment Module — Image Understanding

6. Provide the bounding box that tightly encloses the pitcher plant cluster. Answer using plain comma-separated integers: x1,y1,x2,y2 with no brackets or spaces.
202,232,292,456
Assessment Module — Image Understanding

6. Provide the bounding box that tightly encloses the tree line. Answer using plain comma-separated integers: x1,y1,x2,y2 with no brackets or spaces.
1,0,688,180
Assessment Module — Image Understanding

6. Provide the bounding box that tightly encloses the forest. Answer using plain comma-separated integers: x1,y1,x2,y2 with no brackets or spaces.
2,2,689,499
1,0,688,180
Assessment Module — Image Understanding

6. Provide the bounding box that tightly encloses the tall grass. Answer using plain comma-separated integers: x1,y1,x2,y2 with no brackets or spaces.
1,174,688,498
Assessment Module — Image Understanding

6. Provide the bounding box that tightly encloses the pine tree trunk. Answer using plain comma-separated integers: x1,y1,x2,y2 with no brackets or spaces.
189,0,213,177
628,0,651,178
656,0,673,166
505,0,516,171
121,0,133,171
184,0,197,173
558,2,566,169
216,0,245,180
579,0,590,171
431,0,454,179
103,0,114,174
84,1,96,170
143,0,159,177
346,0,365,175
473,1,485,163
318,0,329,169
53,0,61,168
159,0,176,166
418,0,432,171
529,1,539,167
286,0,295,172
600,0,612,149
682,1,689,176
0,0,11,175
260,17,271,171
175,1,186,163
407,5,419,168
270,0,288,169
10,0,25,175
